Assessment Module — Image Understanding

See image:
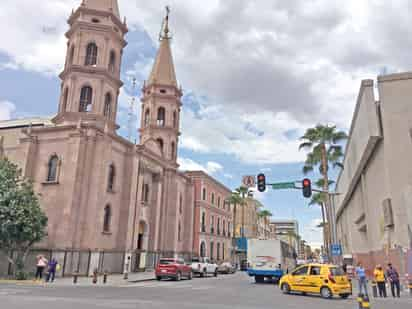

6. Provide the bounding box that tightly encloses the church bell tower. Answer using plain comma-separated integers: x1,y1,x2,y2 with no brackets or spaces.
139,8,182,163
54,0,128,133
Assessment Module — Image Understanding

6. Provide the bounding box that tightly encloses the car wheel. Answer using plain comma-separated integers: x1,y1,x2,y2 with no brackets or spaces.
156,276,161,281
200,269,206,277
281,283,291,294
340,294,350,299
188,271,193,280
255,276,265,283
320,287,332,299
175,272,181,281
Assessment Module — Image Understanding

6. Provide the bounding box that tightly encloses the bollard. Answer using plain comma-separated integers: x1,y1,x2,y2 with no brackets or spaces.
361,295,370,308
103,270,108,284
123,262,129,280
73,272,78,284
92,268,98,284
409,280,412,296
371,281,377,298
357,293,364,309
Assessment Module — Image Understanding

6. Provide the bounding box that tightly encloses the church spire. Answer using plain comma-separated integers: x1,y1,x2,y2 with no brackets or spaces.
82,0,120,19
147,7,177,87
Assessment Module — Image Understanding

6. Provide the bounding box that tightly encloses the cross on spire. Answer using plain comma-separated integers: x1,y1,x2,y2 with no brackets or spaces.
159,6,172,41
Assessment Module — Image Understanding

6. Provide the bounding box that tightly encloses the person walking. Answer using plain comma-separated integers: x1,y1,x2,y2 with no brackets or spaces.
355,262,368,296
386,263,400,298
35,255,48,280
46,258,58,283
374,265,387,298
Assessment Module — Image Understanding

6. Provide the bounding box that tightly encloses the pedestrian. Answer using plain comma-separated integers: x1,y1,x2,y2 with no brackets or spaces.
35,255,48,280
374,264,387,298
342,263,347,274
386,263,401,298
355,262,368,296
46,258,59,283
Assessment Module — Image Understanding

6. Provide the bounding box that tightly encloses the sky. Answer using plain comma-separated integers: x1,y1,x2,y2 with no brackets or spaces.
1,0,411,248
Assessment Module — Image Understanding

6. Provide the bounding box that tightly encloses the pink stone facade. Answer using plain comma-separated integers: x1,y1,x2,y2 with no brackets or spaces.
0,1,226,275
185,171,233,263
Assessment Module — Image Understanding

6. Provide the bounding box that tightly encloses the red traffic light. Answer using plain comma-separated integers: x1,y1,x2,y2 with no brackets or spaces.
302,178,312,198
303,179,311,187
257,173,266,192
258,175,265,181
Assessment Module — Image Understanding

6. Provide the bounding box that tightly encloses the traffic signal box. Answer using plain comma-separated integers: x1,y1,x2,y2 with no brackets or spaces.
302,178,312,198
257,174,266,192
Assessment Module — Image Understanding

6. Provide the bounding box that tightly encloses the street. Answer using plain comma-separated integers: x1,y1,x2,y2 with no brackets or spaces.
1,272,411,309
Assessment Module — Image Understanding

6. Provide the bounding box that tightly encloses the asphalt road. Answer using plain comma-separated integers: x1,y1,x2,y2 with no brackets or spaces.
1,272,411,309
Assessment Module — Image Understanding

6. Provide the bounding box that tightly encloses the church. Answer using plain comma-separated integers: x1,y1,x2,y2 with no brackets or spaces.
0,0,233,275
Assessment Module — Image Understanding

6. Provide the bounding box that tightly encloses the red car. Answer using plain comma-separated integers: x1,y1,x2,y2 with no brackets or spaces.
155,258,193,281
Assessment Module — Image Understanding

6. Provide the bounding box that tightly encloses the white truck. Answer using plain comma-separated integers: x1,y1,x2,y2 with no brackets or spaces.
247,239,296,284
191,257,218,277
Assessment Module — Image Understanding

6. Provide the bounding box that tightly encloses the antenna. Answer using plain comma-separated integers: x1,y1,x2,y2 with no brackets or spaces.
128,77,137,142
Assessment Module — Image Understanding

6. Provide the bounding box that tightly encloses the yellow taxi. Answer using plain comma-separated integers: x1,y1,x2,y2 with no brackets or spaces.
279,263,351,299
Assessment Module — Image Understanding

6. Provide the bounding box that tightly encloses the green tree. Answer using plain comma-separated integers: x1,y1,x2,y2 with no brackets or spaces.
299,124,347,257
0,158,47,279
226,190,242,238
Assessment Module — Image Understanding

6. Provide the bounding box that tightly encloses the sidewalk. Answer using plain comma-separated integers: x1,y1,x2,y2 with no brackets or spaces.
351,279,411,298
0,271,155,287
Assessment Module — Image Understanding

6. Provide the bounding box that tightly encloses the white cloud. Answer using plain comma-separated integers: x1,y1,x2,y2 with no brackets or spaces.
224,173,233,179
178,157,224,175
0,100,16,120
301,218,324,249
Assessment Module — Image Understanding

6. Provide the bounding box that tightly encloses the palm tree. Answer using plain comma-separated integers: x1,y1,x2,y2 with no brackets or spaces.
299,124,347,257
235,187,249,238
309,192,328,254
226,191,242,238
258,210,272,239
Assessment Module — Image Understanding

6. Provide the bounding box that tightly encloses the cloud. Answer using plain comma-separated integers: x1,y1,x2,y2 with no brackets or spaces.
301,218,324,248
0,100,16,120
223,173,233,179
178,158,224,175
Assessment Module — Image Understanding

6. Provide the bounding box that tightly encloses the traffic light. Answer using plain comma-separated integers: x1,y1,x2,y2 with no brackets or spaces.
257,173,266,192
302,178,312,198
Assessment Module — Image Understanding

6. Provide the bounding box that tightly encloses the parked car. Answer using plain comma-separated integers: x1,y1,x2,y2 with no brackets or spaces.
191,257,218,277
217,262,236,274
155,258,193,281
279,263,351,299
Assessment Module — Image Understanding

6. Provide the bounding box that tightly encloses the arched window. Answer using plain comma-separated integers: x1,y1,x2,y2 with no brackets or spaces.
223,219,226,236
156,138,164,154
85,42,98,66
202,188,207,201
217,218,220,235
217,196,221,208
79,86,93,112
107,164,115,192
144,109,150,127
142,183,150,203
201,212,206,232
103,205,111,232
171,142,175,160
108,50,116,73
69,45,75,65
104,93,112,118
47,155,59,182
222,243,225,260
217,243,220,261
179,193,183,214
210,241,214,260
157,107,165,127
228,222,231,237
178,222,182,241
200,242,206,258
173,111,177,128
211,193,215,205
211,216,214,234
62,87,69,112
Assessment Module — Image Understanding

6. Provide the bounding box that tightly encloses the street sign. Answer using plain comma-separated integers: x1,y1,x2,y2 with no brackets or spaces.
271,182,296,190
242,175,255,188
331,244,342,256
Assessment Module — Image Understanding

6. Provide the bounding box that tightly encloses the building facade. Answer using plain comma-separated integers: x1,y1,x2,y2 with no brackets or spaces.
257,215,271,240
0,1,226,276
185,171,232,263
233,198,260,239
269,220,300,254
334,75,412,277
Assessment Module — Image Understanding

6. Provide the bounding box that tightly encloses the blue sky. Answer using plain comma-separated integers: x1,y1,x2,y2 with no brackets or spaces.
2,0,409,247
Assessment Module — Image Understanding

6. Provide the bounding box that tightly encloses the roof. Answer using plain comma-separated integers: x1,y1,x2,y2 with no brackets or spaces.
184,170,232,194
0,117,53,130
82,0,120,19
147,37,177,87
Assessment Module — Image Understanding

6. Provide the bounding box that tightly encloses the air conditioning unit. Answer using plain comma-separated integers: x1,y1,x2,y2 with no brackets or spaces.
382,198,394,228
